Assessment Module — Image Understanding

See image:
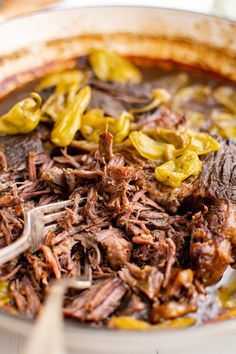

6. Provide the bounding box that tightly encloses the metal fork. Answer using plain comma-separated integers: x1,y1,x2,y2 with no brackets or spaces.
24,258,92,354
0,200,74,264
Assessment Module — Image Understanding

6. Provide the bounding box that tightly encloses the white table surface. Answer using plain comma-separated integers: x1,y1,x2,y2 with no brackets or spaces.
0,0,233,353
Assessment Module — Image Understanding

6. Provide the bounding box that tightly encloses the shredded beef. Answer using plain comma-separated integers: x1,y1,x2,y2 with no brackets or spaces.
1,64,236,329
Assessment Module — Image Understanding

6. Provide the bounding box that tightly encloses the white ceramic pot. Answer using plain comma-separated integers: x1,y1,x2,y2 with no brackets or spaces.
0,6,236,354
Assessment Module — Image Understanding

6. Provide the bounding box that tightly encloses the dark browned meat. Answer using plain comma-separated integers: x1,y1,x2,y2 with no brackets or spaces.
190,201,233,285
0,133,43,169
117,294,148,319
95,228,132,270
119,263,164,301
197,139,236,203
64,277,127,322
88,89,128,117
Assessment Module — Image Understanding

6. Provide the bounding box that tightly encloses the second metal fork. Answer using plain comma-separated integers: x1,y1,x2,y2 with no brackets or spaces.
0,200,74,264
24,258,92,354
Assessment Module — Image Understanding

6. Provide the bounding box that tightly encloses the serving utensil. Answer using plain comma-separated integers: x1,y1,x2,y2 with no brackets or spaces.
0,199,75,264
24,257,92,354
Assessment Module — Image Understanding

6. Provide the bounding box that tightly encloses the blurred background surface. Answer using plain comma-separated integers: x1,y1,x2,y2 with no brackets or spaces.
0,0,236,20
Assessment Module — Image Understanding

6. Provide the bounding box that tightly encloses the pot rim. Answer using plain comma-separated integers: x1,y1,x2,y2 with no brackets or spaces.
0,4,235,28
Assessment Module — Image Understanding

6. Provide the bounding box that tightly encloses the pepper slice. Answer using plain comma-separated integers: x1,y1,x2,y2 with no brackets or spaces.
130,89,170,114
0,281,11,307
108,316,196,330
37,70,86,92
0,93,42,134
80,109,113,143
186,130,220,155
154,127,189,149
172,85,211,114
109,111,132,143
81,110,131,143
39,70,86,122
129,131,175,162
89,49,141,83
214,86,236,114
51,86,91,147
154,151,202,188
211,111,236,138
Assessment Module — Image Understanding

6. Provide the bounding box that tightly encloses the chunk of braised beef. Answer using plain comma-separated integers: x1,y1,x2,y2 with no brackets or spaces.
196,139,236,203
0,133,43,169
116,293,149,319
190,201,233,285
64,277,127,322
119,263,164,301
95,227,132,270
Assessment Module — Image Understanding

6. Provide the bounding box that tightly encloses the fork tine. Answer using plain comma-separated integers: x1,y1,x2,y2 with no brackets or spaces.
44,224,58,234
32,200,72,215
82,259,92,281
43,210,68,223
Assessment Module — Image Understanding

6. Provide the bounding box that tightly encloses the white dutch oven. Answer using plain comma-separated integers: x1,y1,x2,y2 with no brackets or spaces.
0,6,236,354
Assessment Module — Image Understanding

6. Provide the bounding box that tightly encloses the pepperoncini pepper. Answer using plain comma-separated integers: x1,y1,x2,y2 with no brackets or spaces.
51,86,91,147
154,127,189,149
0,281,11,307
210,111,236,138
214,86,236,114
38,70,86,122
80,109,113,143
81,110,131,143
0,93,42,134
154,151,202,188
186,130,220,155
129,131,175,162
89,49,142,83
109,111,132,143
172,85,211,114
130,89,171,114
108,316,196,330
37,70,86,92
145,128,220,156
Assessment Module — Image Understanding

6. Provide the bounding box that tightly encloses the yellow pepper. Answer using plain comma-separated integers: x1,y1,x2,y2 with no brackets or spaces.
81,110,131,143
89,49,141,83
153,128,220,156
217,273,236,308
154,151,202,188
37,70,86,92
0,281,11,307
130,89,171,114
41,92,66,122
186,130,220,155
109,111,132,143
172,85,211,114
51,86,91,147
39,71,86,122
109,317,150,330
214,86,236,114
210,111,236,138
129,131,175,162
185,111,205,131
154,127,189,149
0,93,42,134
108,316,196,330
80,109,113,143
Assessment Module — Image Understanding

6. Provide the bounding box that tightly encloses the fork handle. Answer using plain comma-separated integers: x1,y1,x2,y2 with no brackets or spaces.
0,234,30,264
23,282,67,354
